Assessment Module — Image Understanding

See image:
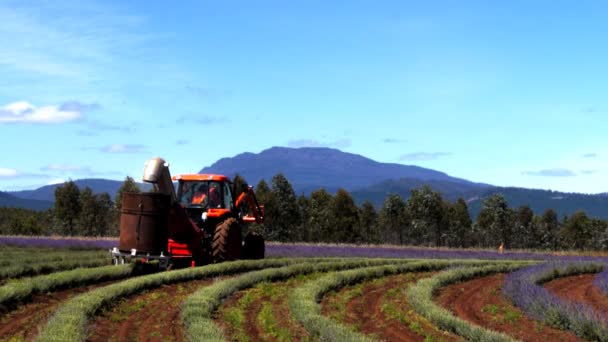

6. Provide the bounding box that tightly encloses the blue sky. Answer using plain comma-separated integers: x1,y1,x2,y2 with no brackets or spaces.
1,0,606,193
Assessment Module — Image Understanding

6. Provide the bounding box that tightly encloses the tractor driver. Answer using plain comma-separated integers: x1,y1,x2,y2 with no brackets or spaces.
208,183,221,208
191,183,208,205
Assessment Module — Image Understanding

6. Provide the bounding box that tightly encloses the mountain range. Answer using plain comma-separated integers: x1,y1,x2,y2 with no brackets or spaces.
4,146,608,219
200,147,487,193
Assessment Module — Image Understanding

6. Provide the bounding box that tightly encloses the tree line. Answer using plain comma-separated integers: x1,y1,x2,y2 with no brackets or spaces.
0,177,140,237
243,174,608,251
1,173,608,251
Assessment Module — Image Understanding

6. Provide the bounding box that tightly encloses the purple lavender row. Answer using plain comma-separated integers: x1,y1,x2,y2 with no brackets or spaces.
265,243,608,262
2,236,608,263
593,267,608,297
502,261,608,340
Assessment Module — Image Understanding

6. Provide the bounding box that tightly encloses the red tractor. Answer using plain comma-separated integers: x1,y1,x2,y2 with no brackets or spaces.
111,157,265,269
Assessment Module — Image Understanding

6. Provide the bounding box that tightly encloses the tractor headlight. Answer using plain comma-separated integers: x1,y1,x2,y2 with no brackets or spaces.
201,212,208,222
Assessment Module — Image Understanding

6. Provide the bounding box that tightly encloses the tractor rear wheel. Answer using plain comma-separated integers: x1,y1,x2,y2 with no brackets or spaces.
212,218,242,263
243,231,265,259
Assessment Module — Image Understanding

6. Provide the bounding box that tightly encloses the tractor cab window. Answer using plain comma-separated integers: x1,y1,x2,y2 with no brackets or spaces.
177,181,210,208
178,181,207,207
177,180,228,209
177,181,192,206
208,181,222,208
224,183,234,211
192,183,209,206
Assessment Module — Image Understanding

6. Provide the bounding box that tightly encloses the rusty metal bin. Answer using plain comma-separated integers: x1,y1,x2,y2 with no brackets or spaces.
119,192,171,254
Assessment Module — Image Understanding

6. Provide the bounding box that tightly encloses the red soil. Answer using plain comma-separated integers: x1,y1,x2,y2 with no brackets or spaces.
322,273,460,342
0,281,114,341
544,273,608,317
218,279,311,342
88,278,217,342
435,274,581,342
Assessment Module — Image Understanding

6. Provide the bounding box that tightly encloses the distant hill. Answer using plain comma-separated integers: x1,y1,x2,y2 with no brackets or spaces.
8,179,150,210
351,177,490,204
0,191,53,210
5,146,608,219
351,178,608,219
200,146,482,193
467,187,608,219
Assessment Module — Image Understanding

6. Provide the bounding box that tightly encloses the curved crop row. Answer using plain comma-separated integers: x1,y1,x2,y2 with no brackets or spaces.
0,257,111,280
0,264,138,310
289,260,450,341
593,267,608,296
181,258,411,342
0,250,108,267
407,262,531,342
0,247,108,256
0,246,100,255
291,259,522,341
502,261,607,340
35,258,327,342
317,270,455,341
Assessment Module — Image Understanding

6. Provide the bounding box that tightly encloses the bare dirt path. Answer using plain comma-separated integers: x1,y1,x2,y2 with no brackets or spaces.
0,280,116,342
544,273,608,317
322,272,460,342
435,273,581,342
88,278,220,342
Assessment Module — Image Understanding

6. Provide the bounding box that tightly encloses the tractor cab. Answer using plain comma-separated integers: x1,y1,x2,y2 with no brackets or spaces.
176,176,233,210
173,174,234,228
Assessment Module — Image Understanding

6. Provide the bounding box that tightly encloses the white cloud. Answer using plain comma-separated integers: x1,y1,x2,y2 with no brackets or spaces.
383,138,407,144
41,164,84,172
0,167,18,177
100,144,146,153
522,168,577,177
46,178,66,185
0,1,186,104
176,116,229,125
400,152,452,161
287,138,352,149
40,163,122,177
0,101,83,124
0,2,154,79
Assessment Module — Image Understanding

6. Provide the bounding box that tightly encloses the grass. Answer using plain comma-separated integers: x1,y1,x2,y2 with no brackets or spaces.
219,291,256,342
376,273,450,341
406,262,532,342
0,257,111,280
502,261,608,340
481,304,522,324
324,281,365,324
289,259,510,342
36,258,315,342
7,243,583,342
0,250,108,266
482,304,500,316
181,258,410,342
0,263,138,310
219,273,321,342
258,301,293,341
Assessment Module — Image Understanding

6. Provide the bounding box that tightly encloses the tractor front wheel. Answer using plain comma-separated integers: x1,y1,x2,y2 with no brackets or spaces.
212,218,242,263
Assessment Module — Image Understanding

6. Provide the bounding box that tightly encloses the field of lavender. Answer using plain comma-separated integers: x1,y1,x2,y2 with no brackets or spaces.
0,236,607,341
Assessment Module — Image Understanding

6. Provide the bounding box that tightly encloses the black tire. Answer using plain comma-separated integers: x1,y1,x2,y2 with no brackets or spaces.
243,231,265,259
212,218,242,263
